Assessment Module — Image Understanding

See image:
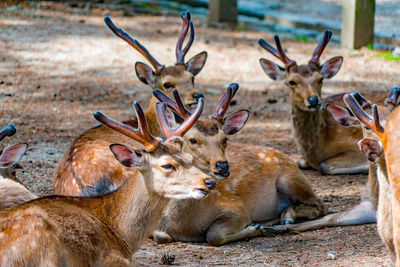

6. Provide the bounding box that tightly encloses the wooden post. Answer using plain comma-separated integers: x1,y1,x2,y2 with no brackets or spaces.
341,0,375,49
208,0,238,24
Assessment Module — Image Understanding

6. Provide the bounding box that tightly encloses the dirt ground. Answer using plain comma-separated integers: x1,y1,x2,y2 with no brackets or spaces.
1,1,400,266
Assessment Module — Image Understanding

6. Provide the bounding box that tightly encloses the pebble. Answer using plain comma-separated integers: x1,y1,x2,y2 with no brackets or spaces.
327,253,336,260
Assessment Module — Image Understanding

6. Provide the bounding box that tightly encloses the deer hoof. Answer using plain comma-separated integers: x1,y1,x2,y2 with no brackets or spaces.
297,158,311,169
260,226,289,237
280,219,293,225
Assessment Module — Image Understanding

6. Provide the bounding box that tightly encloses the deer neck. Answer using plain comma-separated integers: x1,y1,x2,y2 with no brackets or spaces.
145,96,163,137
291,104,326,165
84,170,169,253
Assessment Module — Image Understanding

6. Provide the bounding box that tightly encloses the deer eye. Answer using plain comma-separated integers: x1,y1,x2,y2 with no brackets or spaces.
222,138,228,145
191,76,195,84
189,138,198,145
288,80,297,86
163,82,173,89
161,164,176,170
318,77,324,84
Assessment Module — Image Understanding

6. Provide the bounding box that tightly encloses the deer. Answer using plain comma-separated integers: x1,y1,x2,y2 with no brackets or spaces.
0,100,216,266
103,11,207,136
150,89,327,246
258,30,367,175
383,103,400,266
0,124,34,209
53,83,248,196
258,90,397,261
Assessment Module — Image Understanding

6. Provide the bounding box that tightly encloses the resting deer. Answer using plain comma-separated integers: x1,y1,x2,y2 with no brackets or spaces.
260,91,397,261
0,124,34,209
104,11,207,136
53,84,248,196
0,101,215,266
258,30,367,174
151,89,327,246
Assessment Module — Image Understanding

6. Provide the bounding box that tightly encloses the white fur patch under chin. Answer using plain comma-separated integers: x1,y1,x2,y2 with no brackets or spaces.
166,190,207,200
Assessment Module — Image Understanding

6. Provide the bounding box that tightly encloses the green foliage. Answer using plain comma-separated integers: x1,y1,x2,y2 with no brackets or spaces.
374,52,400,61
294,35,312,43
237,24,247,31
366,43,374,50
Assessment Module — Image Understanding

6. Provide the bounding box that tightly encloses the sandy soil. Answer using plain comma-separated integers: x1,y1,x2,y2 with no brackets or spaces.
1,1,400,266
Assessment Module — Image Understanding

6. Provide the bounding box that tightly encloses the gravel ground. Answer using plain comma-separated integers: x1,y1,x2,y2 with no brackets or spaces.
1,1,399,266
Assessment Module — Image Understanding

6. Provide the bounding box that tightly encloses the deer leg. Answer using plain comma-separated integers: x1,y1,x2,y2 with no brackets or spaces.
152,230,174,244
319,151,369,175
260,201,376,236
205,207,252,246
276,173,328,225
297,158,312,170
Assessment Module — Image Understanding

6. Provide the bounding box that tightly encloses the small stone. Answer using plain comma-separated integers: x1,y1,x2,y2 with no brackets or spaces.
327,253,336,260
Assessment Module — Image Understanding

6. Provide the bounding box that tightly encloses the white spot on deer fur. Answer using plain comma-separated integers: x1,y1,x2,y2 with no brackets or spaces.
258,153,265,159
30,241,37,248
264,157,271,162
11,246,17,253
273,157,279,163
0,232,3,239
72,178,77,186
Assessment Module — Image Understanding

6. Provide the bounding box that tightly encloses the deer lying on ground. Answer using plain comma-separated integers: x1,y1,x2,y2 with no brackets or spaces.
258,30,367,175
259,91,397,260
0,124,34,209
104,12,207,136
150,89,327,246
53,83,248,196
0,101,215,266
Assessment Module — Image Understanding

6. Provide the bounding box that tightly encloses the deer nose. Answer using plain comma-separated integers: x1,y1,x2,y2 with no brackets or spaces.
215,161,230,177
204,178,216,190
307,96,320,108
192,93,204,100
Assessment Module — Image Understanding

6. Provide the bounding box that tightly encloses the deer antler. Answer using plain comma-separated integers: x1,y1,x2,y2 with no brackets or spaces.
156,98,204,138
176,11,195,64
258,35,296,69
309,30,332,67
0,124,16,142
104,16,165,73
153,89,191,119
94,102,160,152
350,92,371,109
344,93,384,139
385,87,400,111
212,83,239,123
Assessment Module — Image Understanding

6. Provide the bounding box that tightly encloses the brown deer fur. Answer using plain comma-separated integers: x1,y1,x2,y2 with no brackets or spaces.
259,31,367,175
0,105,213,266
153,144,327,246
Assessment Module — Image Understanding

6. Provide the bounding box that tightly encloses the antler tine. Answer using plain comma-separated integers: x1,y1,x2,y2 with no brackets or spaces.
93,102,160,152
212,83,239,123
274,35,297,68
350,92,371,109
385,87,400,111
156,98,204,138
176,11,194,64
258,38,284,63
153,89,191,119
0,124,16,142
309,30,333,66
343,93,384,139
104,16,165,73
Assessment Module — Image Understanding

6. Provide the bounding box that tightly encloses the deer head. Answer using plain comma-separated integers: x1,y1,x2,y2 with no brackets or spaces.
0,124,28,181
259,30,343,111
105,11,207,107
153,83,249,179
94,99,216,200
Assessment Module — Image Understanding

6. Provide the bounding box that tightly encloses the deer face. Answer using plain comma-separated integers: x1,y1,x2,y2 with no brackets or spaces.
110,138,215,200
259,30,343,112
0,144,28,180
136,52,207,108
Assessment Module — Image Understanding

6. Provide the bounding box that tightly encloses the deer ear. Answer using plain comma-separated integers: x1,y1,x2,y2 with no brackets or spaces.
186,51,207,76
135,62,156,86
320,56,343,79
222,109,249,135
110,144,145,169
326,104,359,127
0,143,28,168
259,58,286,81
358,138,382,162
